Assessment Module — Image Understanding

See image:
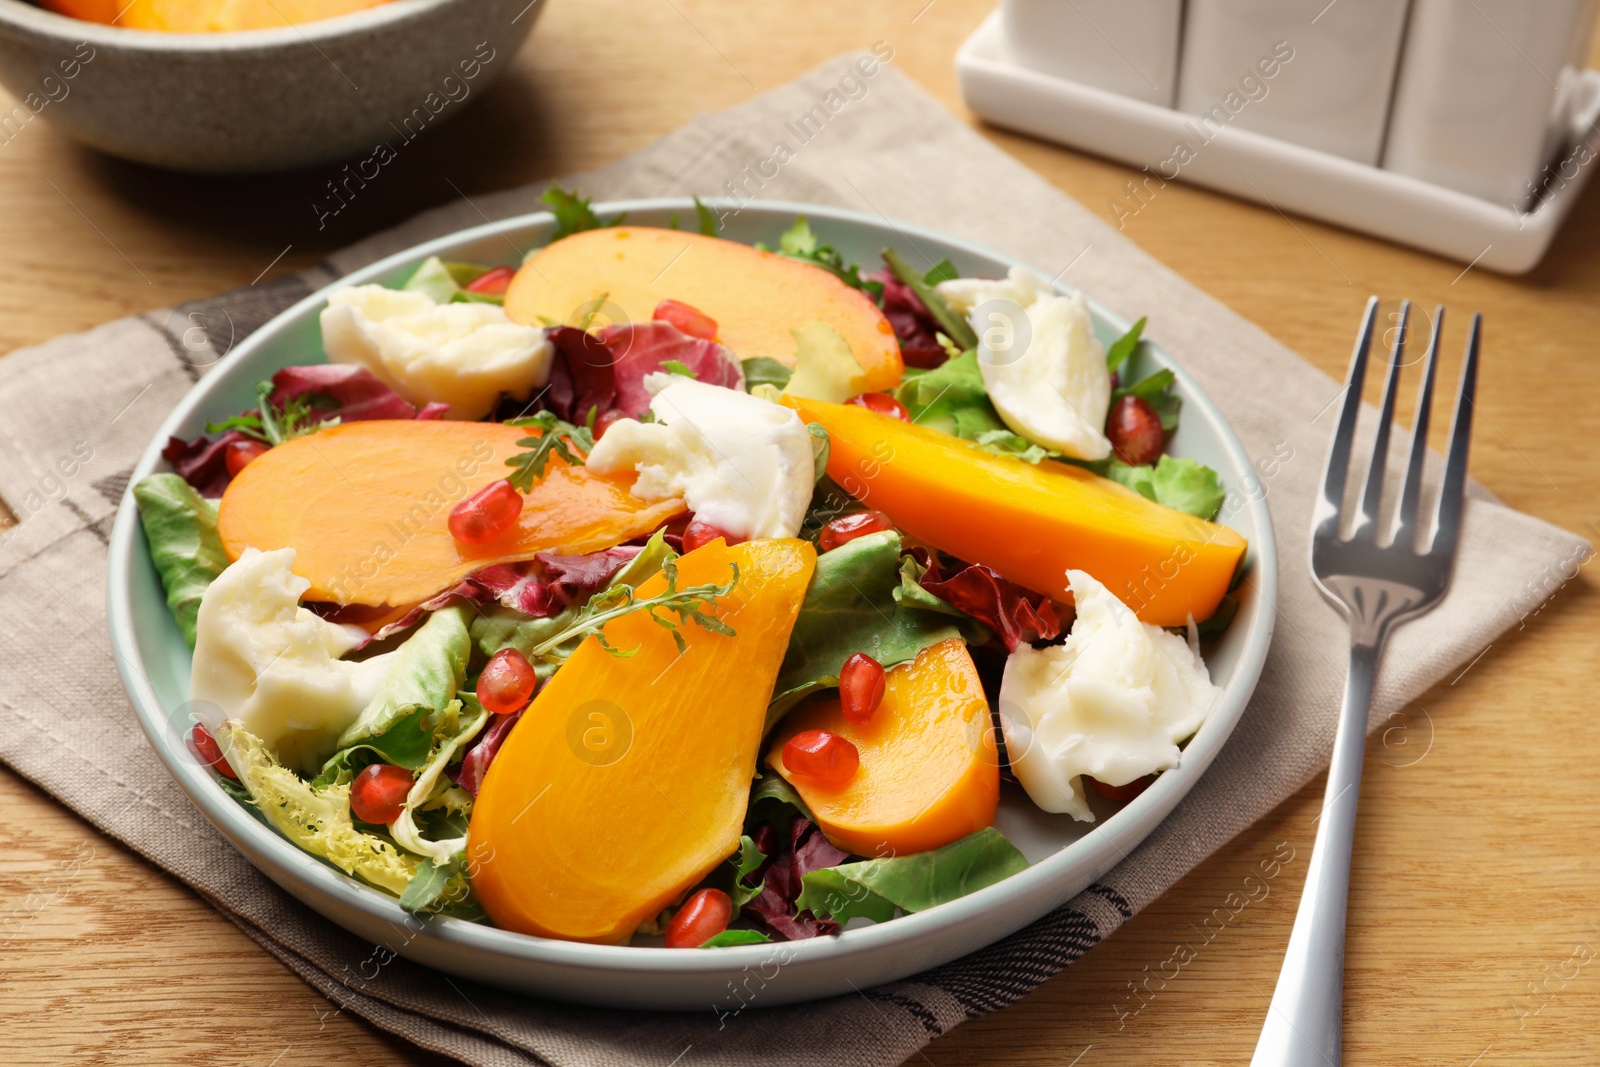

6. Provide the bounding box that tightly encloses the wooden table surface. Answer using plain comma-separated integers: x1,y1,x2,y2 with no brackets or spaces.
3,3,1598,1065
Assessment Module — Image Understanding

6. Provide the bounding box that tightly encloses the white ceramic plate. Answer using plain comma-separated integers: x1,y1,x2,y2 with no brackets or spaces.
107,199,1277,1010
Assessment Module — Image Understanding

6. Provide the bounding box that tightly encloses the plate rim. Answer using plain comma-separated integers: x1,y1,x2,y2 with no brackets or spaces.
106,197,1278,988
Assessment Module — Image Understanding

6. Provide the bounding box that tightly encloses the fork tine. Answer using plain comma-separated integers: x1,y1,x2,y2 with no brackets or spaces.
1430,312,1481,560
1355,300,1409,539
1395,306,1444,546
1318,296,1380,534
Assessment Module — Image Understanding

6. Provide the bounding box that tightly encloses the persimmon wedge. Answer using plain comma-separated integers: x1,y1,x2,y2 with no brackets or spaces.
467,538,816,944
39,0,391,30
217,420,684,607
504,226,904,391
768,639,999,857
786,397,1246,626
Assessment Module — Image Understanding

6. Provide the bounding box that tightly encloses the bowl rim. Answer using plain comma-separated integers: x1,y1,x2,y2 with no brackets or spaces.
0,0,473,51
106,197,1278,986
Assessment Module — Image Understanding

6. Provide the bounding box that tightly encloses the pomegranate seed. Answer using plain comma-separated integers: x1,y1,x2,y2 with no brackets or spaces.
783,729,860,789
681,519,743,554
1106,395,1164,466
818,510,893,553
449,479,522,544
653,299,719,341
1089,775,1156,803
350,763,414,825
845,392,909,421
477,648,538,715
593,408,629,440
224,439,268,478
838,653,886,725
664,887,733,948
189,723,237,780
465,266,515,295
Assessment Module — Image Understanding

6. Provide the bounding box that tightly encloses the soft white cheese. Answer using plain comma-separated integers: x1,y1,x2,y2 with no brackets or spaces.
189,547,394,775
997,569,1219,821
937,267,1112,461
320,285,552,421
584,376,814,540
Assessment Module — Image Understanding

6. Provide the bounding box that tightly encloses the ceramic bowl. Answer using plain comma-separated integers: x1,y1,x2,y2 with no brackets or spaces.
0,0,541,173
107,199,1278,1010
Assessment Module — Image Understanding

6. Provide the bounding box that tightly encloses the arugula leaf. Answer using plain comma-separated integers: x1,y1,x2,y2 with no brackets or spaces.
768,530,965,733
923,257,958,286
504,411,594,492
542,186,626,241
882,247,977,351
132,474,228,647
1105,315,1147,373
1113,367,1181,432
694,196,718,236
974,428,1053,465
398,852,486,920
206,380,340,447
660,359,698,378
795,828,1029,923
741,356,794,392
890,350,1005,440
700,929,771,947
471,530,676,667
763,216,878,294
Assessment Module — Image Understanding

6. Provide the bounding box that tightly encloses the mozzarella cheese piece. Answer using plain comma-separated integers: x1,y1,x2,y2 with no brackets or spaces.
585,375,814,540
320,285,552,421
938,266,1112,460
998,569,1219,821
189,547,394,775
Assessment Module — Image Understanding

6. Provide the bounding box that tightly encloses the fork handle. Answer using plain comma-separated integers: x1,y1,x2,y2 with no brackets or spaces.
1250,640,1380,1067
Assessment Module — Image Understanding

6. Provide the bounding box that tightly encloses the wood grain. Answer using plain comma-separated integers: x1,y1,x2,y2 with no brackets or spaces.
2,3,1598,1065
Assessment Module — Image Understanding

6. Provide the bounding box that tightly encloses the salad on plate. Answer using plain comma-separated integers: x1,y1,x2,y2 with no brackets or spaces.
133,190,1248,949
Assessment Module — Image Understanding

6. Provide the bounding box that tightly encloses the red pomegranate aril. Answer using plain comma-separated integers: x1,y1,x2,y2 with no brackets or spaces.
189,723,237,780
818,510,893,553
224,439,268,478
681,518,743,554
1106,395,1164,466
653,299,719,341
782,729,860,789
664,887,733,948
838,653,886,725
1089,774,1156,803
593,408,629,440
350,763,415,825
464,266,515,295
845,392,909,421
448,479,522,544
477,648,539,715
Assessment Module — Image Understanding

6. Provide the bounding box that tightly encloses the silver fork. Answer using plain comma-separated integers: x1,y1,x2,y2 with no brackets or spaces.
1251,297,1480,1066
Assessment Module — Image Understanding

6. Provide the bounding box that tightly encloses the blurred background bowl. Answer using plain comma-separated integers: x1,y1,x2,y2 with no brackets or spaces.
0,0,542,174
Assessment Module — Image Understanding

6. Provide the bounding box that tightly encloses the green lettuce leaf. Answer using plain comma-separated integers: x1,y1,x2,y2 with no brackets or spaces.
890,351,1005,440
768,530,965,733
132,473,228,647
470,529,677,666
973,428,1053,465
741,356,794,392
795,827,1029,924
401,257,501,305
1102,455,1225,521
807,423,830,484
731,833,766,910
332,605,470,756
220,726,419,896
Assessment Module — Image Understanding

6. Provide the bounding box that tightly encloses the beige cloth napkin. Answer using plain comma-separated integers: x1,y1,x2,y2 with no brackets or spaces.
0,54,1588,1067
